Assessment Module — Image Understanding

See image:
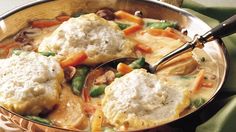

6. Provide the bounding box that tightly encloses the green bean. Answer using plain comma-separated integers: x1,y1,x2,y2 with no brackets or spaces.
90,84,107,97
116,22,130,30
26,116,51,125
191,98,206,108
71,66,89,95
146,21,177,29
129,57,145,69
72,77,84,95
74,66,89,77
39,51,56,57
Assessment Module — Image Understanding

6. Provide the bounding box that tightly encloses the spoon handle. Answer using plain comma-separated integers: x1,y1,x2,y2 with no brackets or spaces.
152,15,236,72
201,14,236,42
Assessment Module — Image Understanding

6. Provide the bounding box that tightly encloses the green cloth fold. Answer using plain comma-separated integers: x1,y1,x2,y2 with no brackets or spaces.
182,0,236,132
183,0,236,22
196,96,236,132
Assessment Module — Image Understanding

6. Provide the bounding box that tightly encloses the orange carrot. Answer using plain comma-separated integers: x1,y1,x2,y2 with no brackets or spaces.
83,103,96,115
60,51,88,68
146,28,181,40
146,28,162,36
117,63,133,74
56,15,70,22
123,25,142,36
165,27,176,33
115,10,144,25
165,27,187,42
31,19,61,28
0,43,8,49
3,42,19,50
135,43,152,53
0,41,19,49
82,88,90,102
140,31,146,35
202,82,213,88
192,70,205,92
0,41,20,57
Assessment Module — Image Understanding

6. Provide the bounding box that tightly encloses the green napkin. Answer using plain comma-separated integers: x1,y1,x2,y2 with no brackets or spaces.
196,96,236,132
183,0,236,22
182,0,236,132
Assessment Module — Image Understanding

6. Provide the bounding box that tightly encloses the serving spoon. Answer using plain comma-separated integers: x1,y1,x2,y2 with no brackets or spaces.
148,14,236,73
97,14,236,73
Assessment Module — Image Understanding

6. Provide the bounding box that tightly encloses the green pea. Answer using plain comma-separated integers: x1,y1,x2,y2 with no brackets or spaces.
90,84,107,97
26,116,51,125
116,22,130,30
39,51,56,57
146,21,177,29
129,57,145,69
71,66,89,95
191,98,206,108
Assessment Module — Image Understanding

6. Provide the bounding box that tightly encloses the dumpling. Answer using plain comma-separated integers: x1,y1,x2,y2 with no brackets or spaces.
102,69,190,130
0,52,64,115
38,13,134,65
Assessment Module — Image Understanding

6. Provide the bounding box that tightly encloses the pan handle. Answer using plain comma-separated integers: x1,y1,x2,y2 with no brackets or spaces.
201,14,236,42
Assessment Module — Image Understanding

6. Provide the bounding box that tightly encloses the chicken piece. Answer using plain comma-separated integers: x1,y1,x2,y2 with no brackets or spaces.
94,70,115,85
158,52,198,75
47,85,88,130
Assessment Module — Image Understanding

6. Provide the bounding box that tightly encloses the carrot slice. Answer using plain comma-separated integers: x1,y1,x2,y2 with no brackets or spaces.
0,41,20,57
60,51,88,68
146,28,181,40
4,42,19,50
146,28,162,36
123,25,142,36
31,19,61,28
202,82,213,88
165,27,187,42
82,88,90,102
192,70,205,92
0,41,19,49
117,63,133,74
56,15,70,22
135,43,152,53
165,27,176,33
83,103,96,115
115,10,144,25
